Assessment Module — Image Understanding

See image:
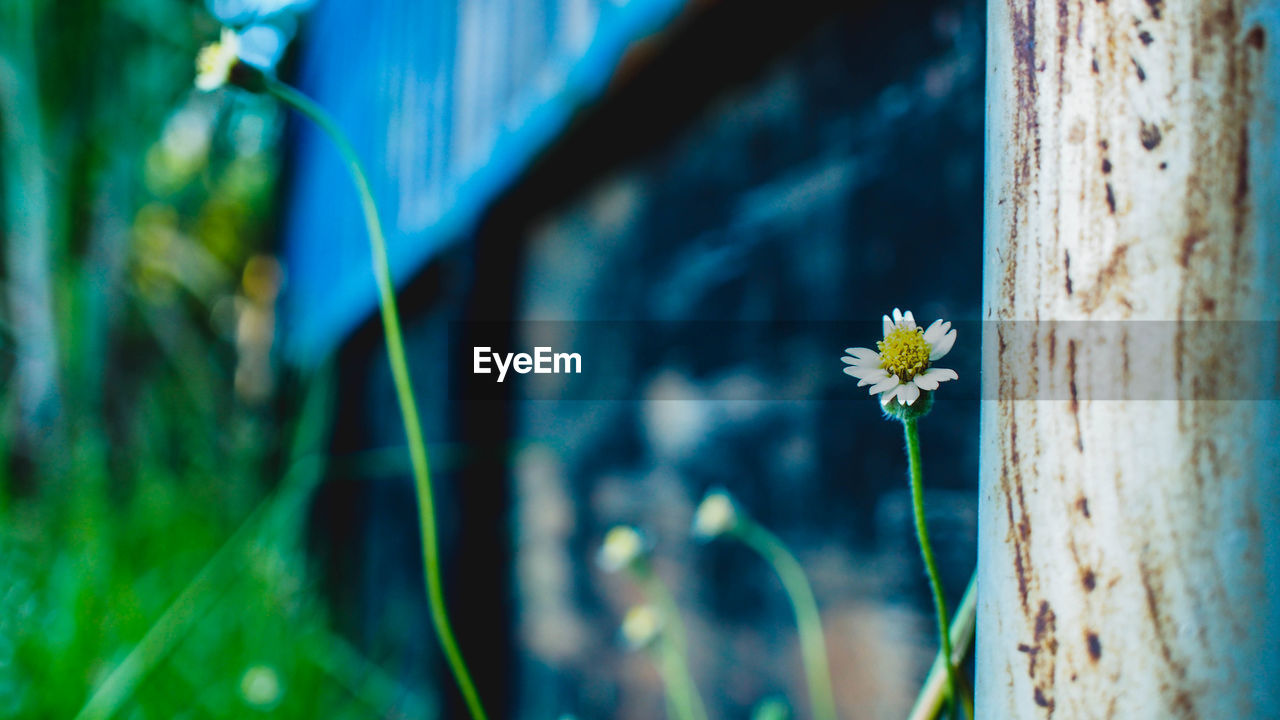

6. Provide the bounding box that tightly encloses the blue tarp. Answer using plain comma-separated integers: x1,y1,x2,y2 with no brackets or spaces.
281,0,685,363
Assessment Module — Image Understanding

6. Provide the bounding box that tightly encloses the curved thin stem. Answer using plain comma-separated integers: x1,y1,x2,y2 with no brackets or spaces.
902,418,968,720
635,566,708,720
907,571,977,720
660,674,684,720
268,80,488,720
637,564,689,656
653,637,705,720
734,520,838,720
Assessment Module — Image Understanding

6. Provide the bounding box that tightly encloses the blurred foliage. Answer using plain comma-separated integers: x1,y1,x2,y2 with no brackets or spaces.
751,697,791,720
0,0,425,716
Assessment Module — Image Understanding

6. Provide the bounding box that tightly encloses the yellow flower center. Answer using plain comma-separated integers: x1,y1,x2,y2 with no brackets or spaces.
878,326,931,381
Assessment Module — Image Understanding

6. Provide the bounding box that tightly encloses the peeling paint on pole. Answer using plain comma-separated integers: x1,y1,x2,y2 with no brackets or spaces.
979,0,1280,717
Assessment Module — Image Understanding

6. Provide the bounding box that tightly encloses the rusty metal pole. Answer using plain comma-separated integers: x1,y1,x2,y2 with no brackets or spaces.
979,1,1280,717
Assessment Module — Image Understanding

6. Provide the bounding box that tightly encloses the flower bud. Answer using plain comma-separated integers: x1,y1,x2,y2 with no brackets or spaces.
597,525,646,573
620,605,662,650
692,489,739,539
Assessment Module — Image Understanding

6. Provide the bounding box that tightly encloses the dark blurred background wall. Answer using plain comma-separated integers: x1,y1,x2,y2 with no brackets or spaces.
294,1,985,718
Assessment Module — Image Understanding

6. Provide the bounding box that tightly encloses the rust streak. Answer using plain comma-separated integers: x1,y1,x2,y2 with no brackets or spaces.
1233,126,1250,245
1179,231,1204,270
1082,568,1097,591
1245,26,1264,50
1077,245,1129,312
1067,339,1084,452
1029,600,1059,713
1086,631,1102,661
1139,120,1163,150
1056,0,1070,106
1138,557,1197,718
1004,405,1034,614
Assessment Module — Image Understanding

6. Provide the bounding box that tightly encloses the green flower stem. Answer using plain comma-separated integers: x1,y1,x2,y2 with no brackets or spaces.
267,80,488,720
902,417,968,720
634,566,708,720
907,572,977,720
636,564,689,656
660,674,684,720
652,637,706,720
733,520,838,720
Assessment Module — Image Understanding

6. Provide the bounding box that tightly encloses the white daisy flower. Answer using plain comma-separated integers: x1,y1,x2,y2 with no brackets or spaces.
842,308,958,407
195,27,242,91
692,489,739,539
597,525,647,573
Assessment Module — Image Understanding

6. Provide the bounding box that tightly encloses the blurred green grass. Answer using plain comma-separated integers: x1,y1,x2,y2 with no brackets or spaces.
0,1,429,716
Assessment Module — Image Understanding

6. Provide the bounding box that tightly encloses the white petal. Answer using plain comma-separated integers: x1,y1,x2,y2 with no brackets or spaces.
923,319,948,345
900,382,921,406
844,347,879,362
853,368,890,386
868,374,899,396
914,365,958,390
880,389,896,406
882,315,893,337
842,356,878,370
929,328,957,361
903,310,916,331
913,374,939,391
918,367,958,386
892,308,904,326
841,364,879,378
926,366,957,384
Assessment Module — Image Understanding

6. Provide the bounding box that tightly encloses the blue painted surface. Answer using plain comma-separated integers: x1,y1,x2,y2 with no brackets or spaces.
281,0,685,363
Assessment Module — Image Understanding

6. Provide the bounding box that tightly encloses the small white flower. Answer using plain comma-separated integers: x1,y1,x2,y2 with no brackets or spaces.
842,308,958,406
195,27,242,91
597,525,646,573
620,605,663,649
692,490,739,539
